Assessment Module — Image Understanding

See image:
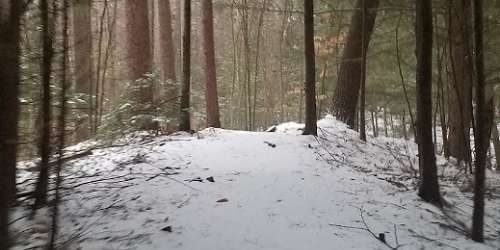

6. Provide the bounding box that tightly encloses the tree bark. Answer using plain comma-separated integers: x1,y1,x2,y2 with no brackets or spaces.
201,0,221,128
491,115,500,170
447,0,473,163
0,1,22,247
331,0,379,128
302,0,317,136
158,0,178,123
125,0,153,105
34,0,55,209
158,0,176,82
472,0,492,242
178,0,191,132
72,0,93,141
416,0,441,206
49,1,69,247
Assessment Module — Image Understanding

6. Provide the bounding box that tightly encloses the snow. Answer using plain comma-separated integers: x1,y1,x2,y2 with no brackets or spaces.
11,115,500,250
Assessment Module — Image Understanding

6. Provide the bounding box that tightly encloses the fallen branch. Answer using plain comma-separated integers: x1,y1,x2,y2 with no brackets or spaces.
330,207,402,250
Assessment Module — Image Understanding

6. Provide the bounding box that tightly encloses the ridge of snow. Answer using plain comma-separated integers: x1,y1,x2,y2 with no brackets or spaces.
12,116,500,250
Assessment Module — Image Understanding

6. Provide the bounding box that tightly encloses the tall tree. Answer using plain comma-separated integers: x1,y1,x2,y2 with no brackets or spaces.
359,0,367,141
491,113,500,170
72,0,93,140
331,0,379,128
125,0,153,124
34,0,55,209
201,0,221,128
49,0,69,248
0,0,22,248
416,0,441,206
178,0,191,131
158,0,176,82
303,0,317,136
447,0,473,164
158,0,178,123
472,0,493,241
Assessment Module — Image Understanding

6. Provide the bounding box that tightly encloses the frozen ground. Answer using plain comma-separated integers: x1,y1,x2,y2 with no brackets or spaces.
11,116,500,250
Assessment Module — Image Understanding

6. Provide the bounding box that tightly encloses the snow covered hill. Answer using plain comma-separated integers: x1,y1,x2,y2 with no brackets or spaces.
12,116,500,250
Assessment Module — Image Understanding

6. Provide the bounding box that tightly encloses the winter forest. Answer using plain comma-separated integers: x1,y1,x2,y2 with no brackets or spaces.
0,0,500,249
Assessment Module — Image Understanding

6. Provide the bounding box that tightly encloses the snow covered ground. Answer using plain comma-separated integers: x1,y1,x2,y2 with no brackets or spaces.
11,116,500,250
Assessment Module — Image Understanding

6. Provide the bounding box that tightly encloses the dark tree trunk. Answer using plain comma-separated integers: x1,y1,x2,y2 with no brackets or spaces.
331,0,379,128
436,39,449,157
178,0,191,132
201,0,221,128
416,0,442,206
472,0,492,241
447,0,473,164
302,0,317,136
402,112,408,140
0,1,22,247
34,0,55,209
359,0,367,141
383,107,388,137
72,0,93,141
49,1,69,248
371,110,376,137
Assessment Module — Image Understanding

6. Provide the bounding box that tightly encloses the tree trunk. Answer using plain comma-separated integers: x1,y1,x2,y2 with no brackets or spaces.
472,0,492,241
491,118,500,170
447,0,473,164
303,0,317,136
402,112,407,140
34,0,55,209
331,0,379,128
125,0,153,116
436,37,449,156
158,0,177,124
72,0,93,141
0,1,22,247
416,0,441,206
383,107,388,137
178,0,191,132
49,1,69,247
371,110,376,137
201,0,221,128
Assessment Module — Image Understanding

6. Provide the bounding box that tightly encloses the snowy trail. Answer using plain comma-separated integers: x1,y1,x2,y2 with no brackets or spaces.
13,117,500,250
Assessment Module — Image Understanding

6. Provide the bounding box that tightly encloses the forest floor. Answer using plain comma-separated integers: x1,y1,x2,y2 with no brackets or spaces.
12,116,500,250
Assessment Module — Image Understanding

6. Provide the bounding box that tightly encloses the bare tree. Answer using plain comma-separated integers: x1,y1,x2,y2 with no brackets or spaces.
472,0,493,242
416,0,441,206
331,0,379,128
34,0,55,209
302,0,316,136
447,0,473,165
49,0,69,248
